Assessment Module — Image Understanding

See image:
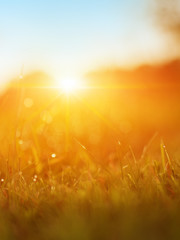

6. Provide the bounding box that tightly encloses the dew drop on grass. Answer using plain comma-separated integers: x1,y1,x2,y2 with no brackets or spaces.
51,153,56,158
18,139,23,145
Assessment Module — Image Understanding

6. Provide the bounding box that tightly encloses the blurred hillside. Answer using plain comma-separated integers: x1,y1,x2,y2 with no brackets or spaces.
0,60,179,171
86,59,180,147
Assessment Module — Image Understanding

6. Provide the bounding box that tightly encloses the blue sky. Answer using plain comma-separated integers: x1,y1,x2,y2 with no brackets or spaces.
0,0,174,84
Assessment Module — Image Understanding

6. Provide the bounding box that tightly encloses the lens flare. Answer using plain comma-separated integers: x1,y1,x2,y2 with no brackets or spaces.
60,77,82,94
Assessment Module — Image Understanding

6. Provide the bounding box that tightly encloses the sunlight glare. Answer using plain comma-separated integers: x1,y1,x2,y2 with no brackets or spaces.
60,77,82,94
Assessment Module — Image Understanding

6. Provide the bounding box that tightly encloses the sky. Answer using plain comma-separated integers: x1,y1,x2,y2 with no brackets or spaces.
0,0,176,85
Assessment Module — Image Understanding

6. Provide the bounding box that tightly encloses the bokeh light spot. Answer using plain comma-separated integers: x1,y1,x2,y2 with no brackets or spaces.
24,98,34,108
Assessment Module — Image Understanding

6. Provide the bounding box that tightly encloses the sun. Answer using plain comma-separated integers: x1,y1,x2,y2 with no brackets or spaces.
60,77,82,94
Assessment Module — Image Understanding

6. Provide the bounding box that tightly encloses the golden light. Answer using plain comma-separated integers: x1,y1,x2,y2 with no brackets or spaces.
51,153,56,158
60,77,83,94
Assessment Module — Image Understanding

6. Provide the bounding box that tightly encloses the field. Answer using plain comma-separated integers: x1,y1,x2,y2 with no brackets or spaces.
1,146,180,240
0,62,180,240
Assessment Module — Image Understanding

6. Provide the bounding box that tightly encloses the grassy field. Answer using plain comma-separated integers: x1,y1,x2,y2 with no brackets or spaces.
0,141,180,240
0,70,180,240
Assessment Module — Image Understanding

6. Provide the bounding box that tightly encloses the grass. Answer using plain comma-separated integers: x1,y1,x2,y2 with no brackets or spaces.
0,139,180,240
